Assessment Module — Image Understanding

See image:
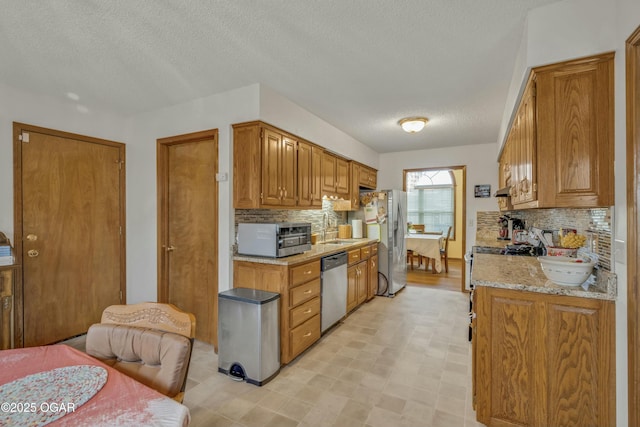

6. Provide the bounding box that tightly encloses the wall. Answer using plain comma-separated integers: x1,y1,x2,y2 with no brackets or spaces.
378,142,500,256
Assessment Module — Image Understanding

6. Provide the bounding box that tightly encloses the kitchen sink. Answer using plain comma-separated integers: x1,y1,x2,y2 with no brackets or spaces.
322,239,358,245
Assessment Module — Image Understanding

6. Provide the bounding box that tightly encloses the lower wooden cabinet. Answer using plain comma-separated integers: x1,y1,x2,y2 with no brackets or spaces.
368,253,378,300
234,259,321,364
474,286,615,427
0,266,17,350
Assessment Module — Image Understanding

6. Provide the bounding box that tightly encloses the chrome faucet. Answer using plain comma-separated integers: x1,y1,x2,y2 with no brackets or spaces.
322,212,328,242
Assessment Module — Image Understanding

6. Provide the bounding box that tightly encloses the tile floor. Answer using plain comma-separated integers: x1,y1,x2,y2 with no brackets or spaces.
184,285,485,427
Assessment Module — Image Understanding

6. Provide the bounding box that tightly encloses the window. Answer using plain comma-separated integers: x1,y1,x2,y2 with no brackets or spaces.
404,169,455,238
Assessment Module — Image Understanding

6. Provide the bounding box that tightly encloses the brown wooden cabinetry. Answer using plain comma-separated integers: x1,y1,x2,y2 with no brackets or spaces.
297,141,322,208
497,141,513,211
347,247,369,312
358,164,377,189
321,151,349,198
501,52,614,209
368,251,378,300
474,286,615,427
233,259,321,364
233,121,319,210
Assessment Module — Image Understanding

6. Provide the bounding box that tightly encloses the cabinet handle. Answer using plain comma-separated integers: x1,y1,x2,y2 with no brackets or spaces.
284,188,287,197
304,290,312,294
304,309,312,314
303,332,312,337
303,270,312,275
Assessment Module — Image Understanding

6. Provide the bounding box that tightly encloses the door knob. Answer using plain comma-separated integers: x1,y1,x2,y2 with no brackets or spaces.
26,234,38,241
27,249,39,257
165,246,176,252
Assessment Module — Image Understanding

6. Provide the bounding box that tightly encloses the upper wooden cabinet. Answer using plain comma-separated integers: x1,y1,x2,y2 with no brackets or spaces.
261,128,297,207
321,151,349,197
233,120,376,210
234,121,315,209
501,52,614,209
358,164,377,190
297,141,322,208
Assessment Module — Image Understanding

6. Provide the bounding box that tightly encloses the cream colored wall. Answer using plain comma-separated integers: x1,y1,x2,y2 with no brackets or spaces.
448,168,463,259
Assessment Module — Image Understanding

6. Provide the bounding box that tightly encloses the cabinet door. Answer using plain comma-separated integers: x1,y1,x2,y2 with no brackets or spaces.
356,261,367,305
280,136,297,206
367,254,378,300
311,146,323,206
536,54,614,207
297,141,313,207
347,265,358,312
336,157,350,195
321,151,337,195
232,123,262,209
261,129,283,206
518,83,537,204
349,162,360,209
475,287,540,427
543,298,615,427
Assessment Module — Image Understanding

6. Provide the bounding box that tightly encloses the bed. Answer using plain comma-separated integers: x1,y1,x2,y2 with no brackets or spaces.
0,344,190,426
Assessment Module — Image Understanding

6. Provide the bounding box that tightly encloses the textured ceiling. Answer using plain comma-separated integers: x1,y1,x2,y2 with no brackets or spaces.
0,0,560,153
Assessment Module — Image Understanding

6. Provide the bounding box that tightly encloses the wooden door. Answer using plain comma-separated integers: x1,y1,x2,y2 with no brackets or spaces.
520,81,537,203
321,151,337,194
14,123,125,347
158,130,218,346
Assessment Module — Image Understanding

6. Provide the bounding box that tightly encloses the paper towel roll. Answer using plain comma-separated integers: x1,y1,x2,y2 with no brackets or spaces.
352,219,363,238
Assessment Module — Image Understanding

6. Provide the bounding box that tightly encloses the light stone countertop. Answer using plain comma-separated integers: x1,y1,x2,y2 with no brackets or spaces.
233,238,379,266
474,236,510,248
471,252,616,301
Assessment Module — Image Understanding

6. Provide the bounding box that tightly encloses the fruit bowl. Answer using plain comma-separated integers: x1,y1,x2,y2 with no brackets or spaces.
537,256,596,287
546,246,578,257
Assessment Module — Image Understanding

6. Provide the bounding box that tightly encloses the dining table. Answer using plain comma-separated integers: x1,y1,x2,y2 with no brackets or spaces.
0,344,190,426
405,233,444,273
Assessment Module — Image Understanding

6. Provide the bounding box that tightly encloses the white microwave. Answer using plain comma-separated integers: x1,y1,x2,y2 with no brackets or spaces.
237,223,311,258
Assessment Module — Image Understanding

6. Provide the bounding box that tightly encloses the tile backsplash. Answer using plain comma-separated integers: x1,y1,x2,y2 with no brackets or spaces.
476,208,612,271
235,201,346,243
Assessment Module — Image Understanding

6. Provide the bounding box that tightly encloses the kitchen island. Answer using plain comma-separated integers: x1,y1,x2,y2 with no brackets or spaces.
471,252,616,427
233,237,378,364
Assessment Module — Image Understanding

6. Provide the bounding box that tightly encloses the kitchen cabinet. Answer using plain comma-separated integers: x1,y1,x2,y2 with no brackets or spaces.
347,247,367,312
261,128,297,207
497,141,513,211
358,164,377,189
501,52,614,209
297,141,323,208
367,247,378,300
0,265,17,350
473,286,615,427
233,259,321,364
233,121,317,209
321,151,349,198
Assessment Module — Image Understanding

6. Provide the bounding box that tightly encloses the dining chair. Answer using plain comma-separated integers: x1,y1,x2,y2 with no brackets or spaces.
410,224,425,233
86,302,196,403
440,226,453,273
407,250,424,269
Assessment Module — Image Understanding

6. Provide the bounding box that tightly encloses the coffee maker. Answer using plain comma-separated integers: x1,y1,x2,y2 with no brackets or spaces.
498,215,525,240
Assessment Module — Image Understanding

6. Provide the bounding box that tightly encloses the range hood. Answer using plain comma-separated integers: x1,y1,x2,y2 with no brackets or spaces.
494,187,511,197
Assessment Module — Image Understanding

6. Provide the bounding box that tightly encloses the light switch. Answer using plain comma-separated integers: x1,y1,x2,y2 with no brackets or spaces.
216,173,228,182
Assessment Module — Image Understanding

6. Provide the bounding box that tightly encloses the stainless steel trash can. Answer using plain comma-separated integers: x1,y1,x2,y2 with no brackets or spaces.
218,288,280,386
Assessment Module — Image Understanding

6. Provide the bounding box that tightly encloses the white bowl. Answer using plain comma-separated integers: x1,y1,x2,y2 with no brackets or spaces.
537,256,595,287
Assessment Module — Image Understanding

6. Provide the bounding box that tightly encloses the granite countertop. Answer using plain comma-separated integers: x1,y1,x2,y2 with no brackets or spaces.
471,252,616,301
233,238,379,266
474,236,511,249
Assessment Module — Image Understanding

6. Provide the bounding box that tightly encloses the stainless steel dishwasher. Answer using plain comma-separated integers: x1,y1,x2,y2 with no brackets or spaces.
321,252,348,333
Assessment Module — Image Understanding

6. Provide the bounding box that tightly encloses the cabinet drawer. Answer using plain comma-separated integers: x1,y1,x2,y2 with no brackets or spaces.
370,243,378,255
290,296,320,328
360,246,371,259
290,260,320,286
348,249,361,265
289,278,320,307
290,314,321,359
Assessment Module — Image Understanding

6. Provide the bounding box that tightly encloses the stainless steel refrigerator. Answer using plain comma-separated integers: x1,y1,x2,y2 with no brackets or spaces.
349,189,407,297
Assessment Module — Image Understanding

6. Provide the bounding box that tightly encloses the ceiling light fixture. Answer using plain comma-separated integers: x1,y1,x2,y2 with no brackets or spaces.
399,117,428,133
